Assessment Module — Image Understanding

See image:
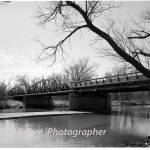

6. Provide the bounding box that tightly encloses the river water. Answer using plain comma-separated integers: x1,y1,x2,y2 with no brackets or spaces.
0,105,150,147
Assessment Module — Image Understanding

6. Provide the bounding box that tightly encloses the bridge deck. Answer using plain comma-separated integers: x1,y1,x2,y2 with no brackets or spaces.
71,74,149,88
6,72,150,97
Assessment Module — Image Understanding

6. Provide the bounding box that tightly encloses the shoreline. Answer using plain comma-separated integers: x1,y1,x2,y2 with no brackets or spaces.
0,111,91,120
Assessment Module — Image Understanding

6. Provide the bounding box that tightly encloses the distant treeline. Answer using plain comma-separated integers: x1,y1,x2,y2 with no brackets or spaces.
111,91,150,104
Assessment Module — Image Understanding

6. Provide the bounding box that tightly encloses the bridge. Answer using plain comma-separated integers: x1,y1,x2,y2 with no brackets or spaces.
5,72,150,112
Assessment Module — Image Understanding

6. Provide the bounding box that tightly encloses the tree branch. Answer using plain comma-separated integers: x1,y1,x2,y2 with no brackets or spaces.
37,24,87,66
128,30,150,39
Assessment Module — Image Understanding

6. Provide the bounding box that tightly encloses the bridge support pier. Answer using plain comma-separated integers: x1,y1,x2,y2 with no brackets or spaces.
23,95,53,108
13,96,24,102
69,93,111,113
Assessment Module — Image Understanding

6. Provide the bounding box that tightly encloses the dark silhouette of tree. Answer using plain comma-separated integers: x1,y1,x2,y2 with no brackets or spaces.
35,1,150,78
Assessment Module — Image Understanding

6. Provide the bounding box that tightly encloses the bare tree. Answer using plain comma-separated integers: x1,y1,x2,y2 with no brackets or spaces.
0,1,10,5
0,79,11,98
129,8,150,39
35,1,150,78
63,57,98,81
104,64,135,77
112,64,137,75
47,73,63,81
15,75,31,91
31,77,42,84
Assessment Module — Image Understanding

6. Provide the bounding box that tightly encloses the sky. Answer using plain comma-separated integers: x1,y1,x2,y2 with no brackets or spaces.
0,1,150,82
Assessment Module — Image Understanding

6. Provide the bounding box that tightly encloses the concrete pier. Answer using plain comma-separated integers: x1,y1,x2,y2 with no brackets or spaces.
69,93,111,113
13,96,24,102
9,91,111,112
24,95,53,108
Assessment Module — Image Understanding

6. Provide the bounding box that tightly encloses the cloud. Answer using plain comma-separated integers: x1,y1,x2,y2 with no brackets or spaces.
0,49,16,68
0,48,64,82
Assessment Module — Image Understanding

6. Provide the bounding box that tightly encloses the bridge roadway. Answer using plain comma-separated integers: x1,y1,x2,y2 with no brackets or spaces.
7,72,150,97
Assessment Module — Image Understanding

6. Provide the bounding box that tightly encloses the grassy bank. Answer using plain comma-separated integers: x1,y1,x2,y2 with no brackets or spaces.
52,96,69,108
0,99,25,109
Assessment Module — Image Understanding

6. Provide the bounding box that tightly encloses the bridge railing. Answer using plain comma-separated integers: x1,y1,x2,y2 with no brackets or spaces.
7,79,72,96
27,80,71,94
7,86,26,96
70,72,148,88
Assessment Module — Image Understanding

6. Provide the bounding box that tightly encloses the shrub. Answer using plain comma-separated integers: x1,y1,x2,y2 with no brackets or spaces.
0,99,25,109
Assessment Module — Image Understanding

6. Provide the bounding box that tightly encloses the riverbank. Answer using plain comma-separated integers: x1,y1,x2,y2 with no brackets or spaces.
0,111,91,120
0,99,69,110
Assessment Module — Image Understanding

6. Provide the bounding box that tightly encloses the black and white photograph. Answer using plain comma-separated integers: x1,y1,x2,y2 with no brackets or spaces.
0,0,150,148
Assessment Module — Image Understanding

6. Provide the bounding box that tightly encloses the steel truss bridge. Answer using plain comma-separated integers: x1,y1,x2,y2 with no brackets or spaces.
7,72,150,97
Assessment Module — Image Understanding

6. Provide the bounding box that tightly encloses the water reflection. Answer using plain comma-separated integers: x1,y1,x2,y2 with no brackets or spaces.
0,106,150,147
111,106,150,137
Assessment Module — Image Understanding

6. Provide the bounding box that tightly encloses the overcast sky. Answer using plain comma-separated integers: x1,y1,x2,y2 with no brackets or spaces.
0,1,150,82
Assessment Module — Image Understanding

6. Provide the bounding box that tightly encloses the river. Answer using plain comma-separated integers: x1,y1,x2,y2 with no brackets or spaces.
0,105,150,147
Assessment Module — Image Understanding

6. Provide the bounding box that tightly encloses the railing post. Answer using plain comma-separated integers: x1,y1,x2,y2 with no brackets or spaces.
126,75,129,81
90,80,92,85
118,75,120,82
75,83,77,87
96,79,98,84
103,78,104,84
110,77,112,83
